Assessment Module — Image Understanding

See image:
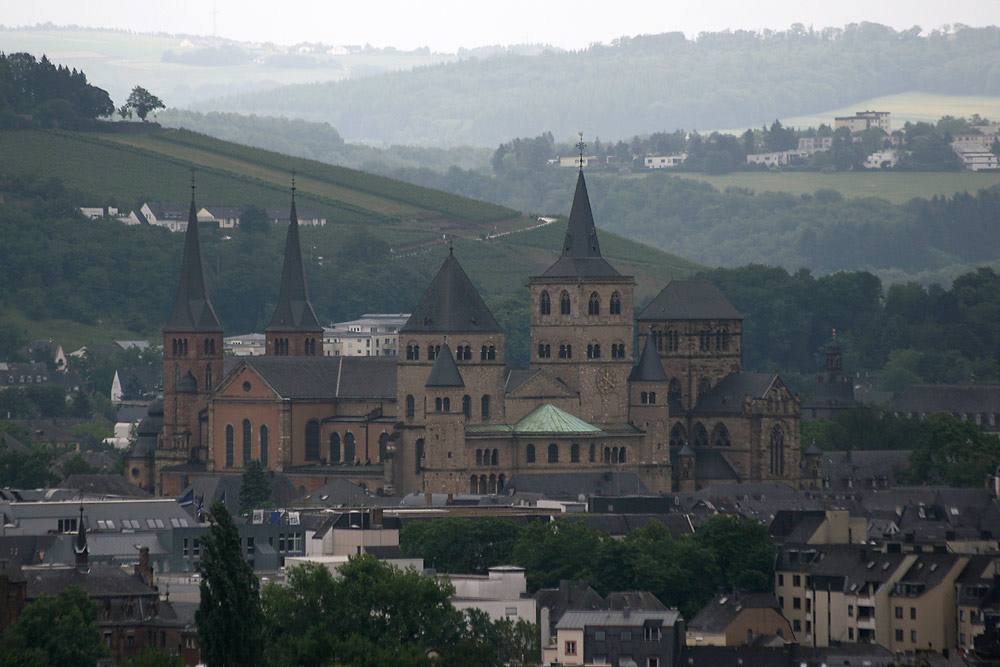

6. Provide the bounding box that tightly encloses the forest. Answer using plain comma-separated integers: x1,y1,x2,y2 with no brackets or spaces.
199,24,1000,146
0,51,113,129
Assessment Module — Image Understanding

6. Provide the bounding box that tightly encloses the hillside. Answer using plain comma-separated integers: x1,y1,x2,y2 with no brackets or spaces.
0,126,699,363
196,24,1000,146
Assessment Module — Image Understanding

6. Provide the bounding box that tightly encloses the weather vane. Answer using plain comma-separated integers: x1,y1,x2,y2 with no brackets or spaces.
576,132,587,173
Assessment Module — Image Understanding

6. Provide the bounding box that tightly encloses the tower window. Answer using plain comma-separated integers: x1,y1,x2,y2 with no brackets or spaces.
560,291,571,315
225,425,234,467
305,420,320,460
463,395,471,418
344,432,356,463
406,395,415,420
610,292,621,315
548,443,559,463
329,432,341,463
540,290,551,315
242,419,251,466
481,395,491,420
526,444,535,463
538,343,551,359
588,292,600,315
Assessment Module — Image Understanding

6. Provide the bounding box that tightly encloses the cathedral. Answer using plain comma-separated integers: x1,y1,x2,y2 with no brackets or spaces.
127,172,802,497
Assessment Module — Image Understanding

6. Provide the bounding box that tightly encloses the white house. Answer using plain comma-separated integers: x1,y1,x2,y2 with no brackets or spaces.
447,565,537,625
644,154,688,169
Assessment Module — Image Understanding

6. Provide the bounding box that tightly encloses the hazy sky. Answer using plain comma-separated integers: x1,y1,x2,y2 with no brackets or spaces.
5,0,999,51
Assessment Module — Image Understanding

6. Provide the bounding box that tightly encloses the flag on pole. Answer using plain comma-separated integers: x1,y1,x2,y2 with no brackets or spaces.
177,489,194,507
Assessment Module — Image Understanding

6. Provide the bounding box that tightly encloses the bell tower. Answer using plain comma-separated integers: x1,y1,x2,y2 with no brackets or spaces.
160,174,223,482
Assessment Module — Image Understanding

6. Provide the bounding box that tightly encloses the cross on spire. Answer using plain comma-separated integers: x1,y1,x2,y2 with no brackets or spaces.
576,132,587,173
291,170,297,202
189,167,196,202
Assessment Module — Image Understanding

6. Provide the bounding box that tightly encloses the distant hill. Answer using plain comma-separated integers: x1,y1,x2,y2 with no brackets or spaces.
0,126,699,362
196,24,1000,146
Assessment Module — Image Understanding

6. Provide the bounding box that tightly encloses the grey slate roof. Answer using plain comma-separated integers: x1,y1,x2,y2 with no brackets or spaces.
505,472,649,500
541,172,622,278
266,199,322,333
240,356,397,399
638,280,743,321
425,343,464,387
504,368,538,394
556,608,681,629
43,532,167,563
301,478,374,506
820,450,910,493
629,336,667,382
59,474,151,498
887,383,1000,417
25,563,155,598
694,373,778,414
694,449,739,481
688,591,782,632
401,251,502,334
163,194,222,333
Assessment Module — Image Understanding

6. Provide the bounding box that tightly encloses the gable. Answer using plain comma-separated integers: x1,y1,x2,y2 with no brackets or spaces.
214,363,280,401
506,369,575,399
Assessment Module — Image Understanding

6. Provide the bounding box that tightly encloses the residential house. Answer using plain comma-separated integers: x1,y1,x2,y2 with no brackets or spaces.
552,608,684,667
448,565,536,625
834,111,891,134
644,154,687,169
323,313,409,357
224,333,266,356
197,205,243,228
686,591,793,647
141,202,189,232
266,206,326,226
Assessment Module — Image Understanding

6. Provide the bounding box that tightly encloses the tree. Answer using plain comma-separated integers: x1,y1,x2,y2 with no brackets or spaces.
693,514,775,592
511,519,606,591
239,205,270,235
126,86,165,121
400,516,519,574
898,412,1000,486
0,585,107,667
196,502,264,667
124,648,184,667
239,459,271,512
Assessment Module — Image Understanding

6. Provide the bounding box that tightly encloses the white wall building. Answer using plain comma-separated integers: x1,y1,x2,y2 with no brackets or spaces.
324,313,409,357
644,154,688,169
447,565,537,625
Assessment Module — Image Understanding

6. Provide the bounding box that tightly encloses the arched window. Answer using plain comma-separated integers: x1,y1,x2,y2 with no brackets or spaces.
571,443,580,462
481,345,489,360
488,474,497,494
463,395,471,418
435,397,443,412
329,433,341,463
668,378,682,405
712,423,731,447
548,443,559,463
406,395,415,420
589,444,596,462
769,424,785,476
560,291,571,315
540,291,551,315
443,397,451,412
476,449,483,466
344,432,356,464
305,420,320,460
470,476,478,494
461,345,472,360
415,438,424,474
412,345,420,360
225,425,234,467
667,330,679,352
205,364,212,392
588,292,600,315
491,449,498,466
648,391,656,404
378,432,388,463
692,422,709,447
641,391,648,404
559,344,567,359
487,345,496,360
479,476,488,494
526,444,535,463
610,292,621,315
670,423,686,448
481,395,491,420
538,343,551,359
497,474,505,493
406,344,414,360
603,447,611,463
697,377,712,397
587,344,593,359
593,344,601,359
242,419,252,465
699,330,711,351
611,343,625,359
428,345,439,360
260,426,268,467
619,447,626,463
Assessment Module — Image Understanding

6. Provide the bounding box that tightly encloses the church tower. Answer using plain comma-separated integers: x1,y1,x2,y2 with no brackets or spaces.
395,249,506,494
528,171,634,423
265,183,323,356
160,178,223,484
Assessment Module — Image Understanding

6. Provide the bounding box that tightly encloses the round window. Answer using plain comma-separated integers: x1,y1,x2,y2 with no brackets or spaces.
242,381,252,392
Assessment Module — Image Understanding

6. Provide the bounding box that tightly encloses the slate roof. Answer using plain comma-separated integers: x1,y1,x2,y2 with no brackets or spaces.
0,431,29,454
426,343,464,387
59,474,151,498
688,591,782,632
694,449,739,481
504,472,649,499
300,478,374,507
820,450,910,493
400,251,502,334
43,532,167,563
239,356,396,399
887,384,1000,418
556,608,681,629
25,563,156,598
540,172,622,279
504,368,538,394
0,535,56,566
629,336,667,382
266,198,322,333
638,280,743,321
694,373,779,414
163,193,222,333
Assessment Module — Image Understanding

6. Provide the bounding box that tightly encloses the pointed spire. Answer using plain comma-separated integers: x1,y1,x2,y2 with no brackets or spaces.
541,172,620,278
425,343,464,387
164,173,222,332
74,505,89,573
401,252,502,334
629,336,667,382
266,176,322,333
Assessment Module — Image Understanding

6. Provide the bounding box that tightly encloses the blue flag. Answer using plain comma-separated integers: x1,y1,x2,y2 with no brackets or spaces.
219,489,227,504
178,489,194,507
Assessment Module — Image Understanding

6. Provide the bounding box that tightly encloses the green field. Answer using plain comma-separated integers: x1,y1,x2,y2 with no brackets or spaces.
673,171,1000,205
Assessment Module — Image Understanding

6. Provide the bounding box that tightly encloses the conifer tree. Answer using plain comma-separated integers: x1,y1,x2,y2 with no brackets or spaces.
195,503,264,667
239,459,271,512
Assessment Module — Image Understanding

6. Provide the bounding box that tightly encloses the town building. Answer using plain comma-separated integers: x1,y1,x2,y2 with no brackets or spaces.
834,111,891,134
887,384,1000,436
644,154,688,169
323,313,409,357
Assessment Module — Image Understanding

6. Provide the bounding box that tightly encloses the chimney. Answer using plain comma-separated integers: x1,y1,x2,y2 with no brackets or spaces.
134,546,154,585
424,492,433,507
